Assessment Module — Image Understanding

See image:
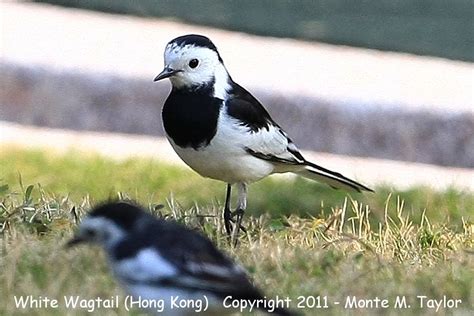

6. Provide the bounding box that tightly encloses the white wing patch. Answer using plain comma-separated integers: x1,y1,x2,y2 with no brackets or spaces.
218,110,304,164
114,248,177,282
239,122,303,164
186,261,244,279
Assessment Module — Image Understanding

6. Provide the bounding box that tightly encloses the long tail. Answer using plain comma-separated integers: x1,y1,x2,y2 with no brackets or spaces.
296,161,373,193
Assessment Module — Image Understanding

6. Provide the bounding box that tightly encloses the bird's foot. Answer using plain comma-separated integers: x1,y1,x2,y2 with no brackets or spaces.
230,208,246,246
228,210,247,232
224,208,247,246
229,209,247,231
223,206,233,236
224,208,247,233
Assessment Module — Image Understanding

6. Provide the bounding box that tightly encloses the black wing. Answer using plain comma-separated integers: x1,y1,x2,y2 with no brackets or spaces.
226,83,305,165
114,219,263,297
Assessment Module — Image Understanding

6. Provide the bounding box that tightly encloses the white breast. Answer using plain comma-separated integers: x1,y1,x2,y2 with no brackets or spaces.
113,248,177,282
168,109,274,184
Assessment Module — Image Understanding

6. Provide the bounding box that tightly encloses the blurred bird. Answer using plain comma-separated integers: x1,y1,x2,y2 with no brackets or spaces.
67,202,294,316
154,34,373,241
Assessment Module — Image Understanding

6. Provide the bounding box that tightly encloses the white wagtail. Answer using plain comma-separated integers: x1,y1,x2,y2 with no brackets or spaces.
67,202,294,315
154,34,373,239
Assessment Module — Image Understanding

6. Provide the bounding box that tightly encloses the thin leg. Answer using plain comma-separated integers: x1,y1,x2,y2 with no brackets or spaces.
223,184,232,236
231,183,247,245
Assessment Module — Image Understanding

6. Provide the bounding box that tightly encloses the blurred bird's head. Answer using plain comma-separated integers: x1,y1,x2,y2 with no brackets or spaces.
67,202,145,250
154,34,231,99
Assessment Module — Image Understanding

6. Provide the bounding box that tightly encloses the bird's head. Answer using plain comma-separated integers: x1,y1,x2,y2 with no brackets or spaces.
67,202,144,249
154,34,231,99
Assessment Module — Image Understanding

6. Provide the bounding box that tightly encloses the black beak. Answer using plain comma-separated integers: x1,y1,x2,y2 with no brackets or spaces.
154,67,181,81
65,236,85,248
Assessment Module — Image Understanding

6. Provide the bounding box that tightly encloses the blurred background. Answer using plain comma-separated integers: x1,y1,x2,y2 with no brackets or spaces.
32,0,474,61
2,3,474,312
1,0,473,177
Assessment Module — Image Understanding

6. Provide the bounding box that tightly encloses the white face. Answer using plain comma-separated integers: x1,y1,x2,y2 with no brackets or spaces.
74,217,126,249
163,43,227,91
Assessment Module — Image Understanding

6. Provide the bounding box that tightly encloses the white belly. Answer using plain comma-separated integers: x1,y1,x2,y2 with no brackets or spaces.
167,113,275,184
170,138,273,184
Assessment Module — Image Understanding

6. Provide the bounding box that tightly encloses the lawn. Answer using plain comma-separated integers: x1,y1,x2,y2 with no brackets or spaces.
1,148,473,315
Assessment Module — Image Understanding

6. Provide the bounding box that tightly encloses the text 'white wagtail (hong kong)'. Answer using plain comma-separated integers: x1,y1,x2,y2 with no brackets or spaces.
154,34,373,241
67,202,294,315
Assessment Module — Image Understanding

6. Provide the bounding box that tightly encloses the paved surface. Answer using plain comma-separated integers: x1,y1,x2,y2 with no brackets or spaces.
1,2,472,113
1,2,473,168
2,121,473,191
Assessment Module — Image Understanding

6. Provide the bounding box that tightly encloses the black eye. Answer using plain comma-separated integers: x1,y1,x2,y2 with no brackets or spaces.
84,228,96,238
189,59,199,69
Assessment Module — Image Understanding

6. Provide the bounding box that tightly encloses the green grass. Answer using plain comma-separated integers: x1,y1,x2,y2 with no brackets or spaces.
2,148,472,223
1,148,473,315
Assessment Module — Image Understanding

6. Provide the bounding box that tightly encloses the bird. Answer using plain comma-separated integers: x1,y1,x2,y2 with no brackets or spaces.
154,34,373,241
67,202,294,316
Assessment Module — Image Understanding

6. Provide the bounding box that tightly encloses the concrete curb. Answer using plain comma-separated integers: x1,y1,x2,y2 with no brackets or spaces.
2,121,473,191
1,2,473,167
